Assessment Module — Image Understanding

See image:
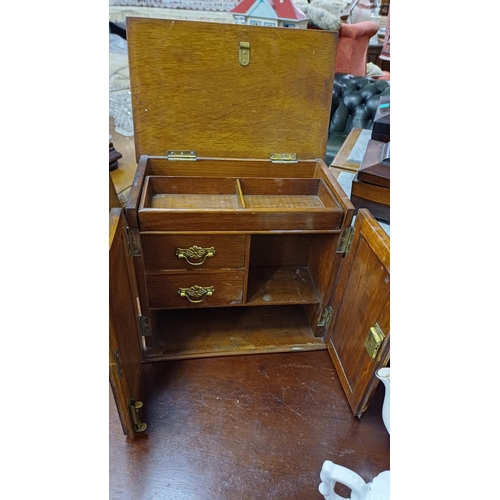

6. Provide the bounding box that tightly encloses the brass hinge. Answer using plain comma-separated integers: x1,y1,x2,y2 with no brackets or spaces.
317,306,333,327
167,150,197,161
128,399,147,433
137,315,151,336
270,153,298,163
112,349,123,378
336,226,355,255
365,323,386,360
126,228,142,257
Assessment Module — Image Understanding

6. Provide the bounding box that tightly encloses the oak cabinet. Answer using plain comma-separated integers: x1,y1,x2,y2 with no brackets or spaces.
109,18,390,438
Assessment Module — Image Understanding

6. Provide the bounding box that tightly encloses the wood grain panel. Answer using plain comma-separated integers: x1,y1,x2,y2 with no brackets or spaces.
141,233,247,271
351,178,390,205
138,209,344,232
126,18,337,160
109,209,144,438
330,237,389,387
326,209,390,416
146,157,319,177
147,270,244,309
246,266,320,305
249,234,316,267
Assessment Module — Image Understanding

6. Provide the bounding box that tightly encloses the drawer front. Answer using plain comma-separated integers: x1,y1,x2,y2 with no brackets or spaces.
141,234,246,271
147,271,244,309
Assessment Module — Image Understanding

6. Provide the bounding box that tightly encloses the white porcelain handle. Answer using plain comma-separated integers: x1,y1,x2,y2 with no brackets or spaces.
319,461,369,500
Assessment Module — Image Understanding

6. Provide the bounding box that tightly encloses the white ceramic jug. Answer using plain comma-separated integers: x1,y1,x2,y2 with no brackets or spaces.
375,367,390,435
349,0,373,24
319,461,390,500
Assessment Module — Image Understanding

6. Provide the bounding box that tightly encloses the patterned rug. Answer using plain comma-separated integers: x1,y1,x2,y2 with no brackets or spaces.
109,0,239,12
109,2,235,29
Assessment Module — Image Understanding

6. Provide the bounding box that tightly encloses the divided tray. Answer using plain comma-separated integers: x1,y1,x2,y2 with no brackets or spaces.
138,176,344,231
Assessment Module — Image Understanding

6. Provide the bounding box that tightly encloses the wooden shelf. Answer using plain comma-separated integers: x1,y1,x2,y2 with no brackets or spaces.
147,305,326,361
246,266,320,305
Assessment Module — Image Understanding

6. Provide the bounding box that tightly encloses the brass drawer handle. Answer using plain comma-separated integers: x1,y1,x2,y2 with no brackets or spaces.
178,285,215,303
175,245,216,266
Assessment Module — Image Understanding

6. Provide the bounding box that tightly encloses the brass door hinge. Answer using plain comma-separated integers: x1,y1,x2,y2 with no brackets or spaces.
137,315,151,336
167,150,197,161
126,228,142,257
317,306,333,327
336,226,355,255
128,399,147,433
270,153,298,163
365,323,386,360
112,349,123,378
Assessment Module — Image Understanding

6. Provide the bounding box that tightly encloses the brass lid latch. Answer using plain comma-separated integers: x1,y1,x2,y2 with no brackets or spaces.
365,323,385,360
239,42,250,66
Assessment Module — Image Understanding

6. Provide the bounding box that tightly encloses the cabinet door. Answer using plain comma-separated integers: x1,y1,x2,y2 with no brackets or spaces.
326,209,390,417
109,208,146,437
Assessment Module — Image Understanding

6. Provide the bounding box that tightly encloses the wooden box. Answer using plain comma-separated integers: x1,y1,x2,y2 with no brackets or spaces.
109,18,390,438
371,96,390,143
351,140,390,222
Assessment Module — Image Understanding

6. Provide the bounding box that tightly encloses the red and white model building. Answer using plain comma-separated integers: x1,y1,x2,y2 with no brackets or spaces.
230,0,309,29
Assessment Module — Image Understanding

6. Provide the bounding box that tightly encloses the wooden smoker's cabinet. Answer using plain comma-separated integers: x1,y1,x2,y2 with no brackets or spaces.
109,18,390,438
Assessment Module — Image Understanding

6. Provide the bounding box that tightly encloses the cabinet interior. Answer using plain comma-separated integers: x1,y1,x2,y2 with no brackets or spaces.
130,157,348,362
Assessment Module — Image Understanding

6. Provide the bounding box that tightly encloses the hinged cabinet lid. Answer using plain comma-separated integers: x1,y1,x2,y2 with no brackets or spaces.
127,18,337,160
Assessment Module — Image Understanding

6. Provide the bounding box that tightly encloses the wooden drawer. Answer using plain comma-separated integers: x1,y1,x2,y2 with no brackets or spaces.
147,270,244,309
141,234,246,271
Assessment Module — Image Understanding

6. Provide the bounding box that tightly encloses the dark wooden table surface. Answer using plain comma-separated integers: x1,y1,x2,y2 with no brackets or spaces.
110,350,390,500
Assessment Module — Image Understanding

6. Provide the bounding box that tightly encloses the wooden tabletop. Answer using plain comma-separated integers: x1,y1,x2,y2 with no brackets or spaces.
329,127,368,173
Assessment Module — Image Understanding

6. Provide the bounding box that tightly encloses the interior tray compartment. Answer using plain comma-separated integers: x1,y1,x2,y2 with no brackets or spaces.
140,176,241,210
138,176,344,232
239,178,336,210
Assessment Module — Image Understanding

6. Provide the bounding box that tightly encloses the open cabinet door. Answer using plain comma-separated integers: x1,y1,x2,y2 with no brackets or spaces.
326,209,390,417
109,208,147,437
